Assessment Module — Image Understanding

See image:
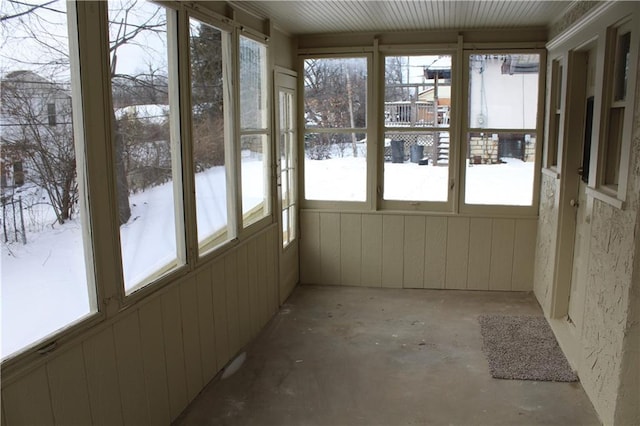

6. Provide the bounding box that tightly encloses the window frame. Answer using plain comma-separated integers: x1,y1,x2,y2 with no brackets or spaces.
299,52,375,211
236,31,272,232
107,2,189,296
185,10,239,259
544,56,565,172
459,49,546,217
379,49,458,213
593,18,638,205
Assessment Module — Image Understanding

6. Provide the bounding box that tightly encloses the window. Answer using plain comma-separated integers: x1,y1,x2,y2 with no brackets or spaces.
109,1,184,293
600,22,633,193
47,103,57,126
279,89,297,247
239,35,270,227
303,56,368,202
1,0,96,359
546,59,563,169
464,53,541,207
383,55,453,206
189,17,235,254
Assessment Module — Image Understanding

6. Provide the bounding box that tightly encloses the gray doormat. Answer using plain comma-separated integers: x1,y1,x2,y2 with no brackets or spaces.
478,314,578,382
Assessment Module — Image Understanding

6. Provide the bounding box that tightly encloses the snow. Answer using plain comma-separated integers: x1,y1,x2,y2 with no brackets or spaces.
114,104,169,124
1,156,532,359
1,159,264,358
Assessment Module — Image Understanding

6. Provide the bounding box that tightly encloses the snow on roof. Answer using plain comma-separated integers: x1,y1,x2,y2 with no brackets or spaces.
114,104,169,124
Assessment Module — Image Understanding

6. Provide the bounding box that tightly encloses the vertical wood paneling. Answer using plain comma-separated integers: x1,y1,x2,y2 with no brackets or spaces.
3,366,53,425
424,216,447,288
361,214,383,287
256,234,269,329
300,211,320,283
266,228,279,315
236,244,251,348
320,212,341,285
212,258,230,368
83,327,123,425
1,395,6,426
446,217,470,289
180,278,203,402
225,252,241,357
490,219,516,291
195,267,218,382
403,216,426,288
512,219,537,291
47,346,93,425
160,287,188,420
341,213,362,286
467,218,493,290
113,312,149,426
138,298,171,426
382,215,404,288
247,238,260,338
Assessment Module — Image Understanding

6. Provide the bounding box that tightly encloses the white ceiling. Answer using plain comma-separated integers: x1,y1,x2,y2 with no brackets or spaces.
230,1,576,35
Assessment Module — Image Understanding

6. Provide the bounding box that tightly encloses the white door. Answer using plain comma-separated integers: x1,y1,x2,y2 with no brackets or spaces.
275,70,298,303
567,49,596,330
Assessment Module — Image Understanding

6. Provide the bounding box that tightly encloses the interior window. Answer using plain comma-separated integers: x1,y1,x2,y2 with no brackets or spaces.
189,17,234,254
383,55,452,204
109,1,184,292
1,0,96,359
303,56,368,202
464,53,540,207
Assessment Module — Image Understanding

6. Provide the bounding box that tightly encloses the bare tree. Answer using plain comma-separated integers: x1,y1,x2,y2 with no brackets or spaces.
1,0,169,226
1,73,77,224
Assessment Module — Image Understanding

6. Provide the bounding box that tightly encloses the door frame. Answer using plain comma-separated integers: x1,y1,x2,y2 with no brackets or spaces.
274,67,299,303
550,46,599,319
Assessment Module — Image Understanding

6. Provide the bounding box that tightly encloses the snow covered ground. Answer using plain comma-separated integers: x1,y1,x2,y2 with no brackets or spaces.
306,156,533,205
1,156,532,358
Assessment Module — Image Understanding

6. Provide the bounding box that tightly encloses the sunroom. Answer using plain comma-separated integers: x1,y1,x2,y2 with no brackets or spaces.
1,1,638,425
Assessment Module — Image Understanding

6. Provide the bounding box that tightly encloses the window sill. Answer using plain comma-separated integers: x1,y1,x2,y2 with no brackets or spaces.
586,186,625,210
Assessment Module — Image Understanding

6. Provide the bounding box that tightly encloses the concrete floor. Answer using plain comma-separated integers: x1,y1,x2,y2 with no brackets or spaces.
174,285,599,426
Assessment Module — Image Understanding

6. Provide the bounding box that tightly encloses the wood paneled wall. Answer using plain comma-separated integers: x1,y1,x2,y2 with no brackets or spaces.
1,226,279,425
300,211,537,291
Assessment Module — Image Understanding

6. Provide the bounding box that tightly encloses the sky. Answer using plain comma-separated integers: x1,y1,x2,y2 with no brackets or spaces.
0,0,168,80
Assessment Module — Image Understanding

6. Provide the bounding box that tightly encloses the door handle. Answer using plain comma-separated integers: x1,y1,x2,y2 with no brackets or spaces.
570,199,579,208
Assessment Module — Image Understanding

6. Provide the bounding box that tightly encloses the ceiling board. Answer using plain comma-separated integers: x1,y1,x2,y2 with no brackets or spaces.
230,1,576,35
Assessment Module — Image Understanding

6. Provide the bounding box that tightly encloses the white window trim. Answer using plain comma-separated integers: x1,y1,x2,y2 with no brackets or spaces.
458,48,546,217
299,52,375,211
592,17,638,206
379,49,458,213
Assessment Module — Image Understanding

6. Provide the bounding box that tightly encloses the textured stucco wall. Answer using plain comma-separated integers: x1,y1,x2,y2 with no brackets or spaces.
533,173,559,313
534,2,640,424
579,48,640,426
613,62,640,426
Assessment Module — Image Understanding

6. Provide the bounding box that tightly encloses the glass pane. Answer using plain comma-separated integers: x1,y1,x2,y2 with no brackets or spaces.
242,134,269,227
282,207,289,246
304,133,367,201
614,31,631,102
1,0,95,358
604,107,624,186
469,54,540,129
190,18,230,252
109,1,181,292
304,57,367,128
281,168,288,205
383,132,449,202
385,55,451,128
240,36,267,130
465,132,536,206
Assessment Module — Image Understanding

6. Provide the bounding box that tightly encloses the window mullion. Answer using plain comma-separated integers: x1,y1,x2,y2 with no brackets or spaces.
176,6,198,267
78,1,123,315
